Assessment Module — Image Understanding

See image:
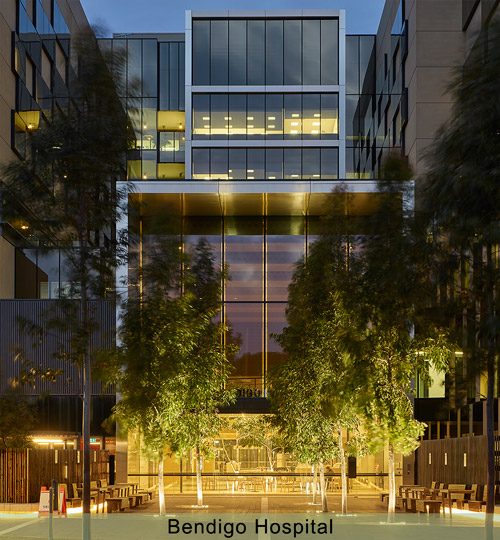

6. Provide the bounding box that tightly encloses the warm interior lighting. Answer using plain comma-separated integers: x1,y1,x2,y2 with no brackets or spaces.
268,116,276,120
291,113,300,118
157,110,185,131
247,169,254,173
15,110,41,132
32,438,65,444
247,116,254,120
20,224,29,230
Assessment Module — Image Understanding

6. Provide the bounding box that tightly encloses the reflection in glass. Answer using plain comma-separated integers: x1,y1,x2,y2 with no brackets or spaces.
210,149,229,180
229,20,247,85
284,20,301,85
246,149,265,180
321,19,339,84
229,149,247,180
192,20,210,85
302,20,321,85
266,149,283,180
321,148,339,179
211,20,228,85
266,303,288,374
192,94,210,139
192,148,209,179
302,148,321,178
226,303,263,382
142,40,157,97
266,20,283,85
284,148,301,179
267,234,305,301
247,20,265,85
225,221,263,302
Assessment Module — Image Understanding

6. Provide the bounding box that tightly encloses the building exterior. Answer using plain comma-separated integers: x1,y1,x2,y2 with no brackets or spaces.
0,0,116,449
1,0,500,485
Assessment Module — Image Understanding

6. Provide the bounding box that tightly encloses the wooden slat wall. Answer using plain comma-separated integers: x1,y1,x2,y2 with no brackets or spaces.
0,449,109,503
417,436,489,486
0,450,28,503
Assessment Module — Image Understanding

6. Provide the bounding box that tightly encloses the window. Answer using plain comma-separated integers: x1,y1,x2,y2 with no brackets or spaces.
41,48,52,90
191,148,338,180
191,17,339,86
192,93,339,140
55,42,66,83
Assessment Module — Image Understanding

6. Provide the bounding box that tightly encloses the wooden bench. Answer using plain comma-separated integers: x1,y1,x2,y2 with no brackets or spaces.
416,499,442,514
106,487,130,513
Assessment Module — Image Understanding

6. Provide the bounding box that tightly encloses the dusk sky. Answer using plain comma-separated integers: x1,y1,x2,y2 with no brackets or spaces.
80,0,386,36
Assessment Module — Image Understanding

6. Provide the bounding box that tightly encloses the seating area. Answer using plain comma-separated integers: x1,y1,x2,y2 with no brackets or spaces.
57,480,156,513
390,482,497,515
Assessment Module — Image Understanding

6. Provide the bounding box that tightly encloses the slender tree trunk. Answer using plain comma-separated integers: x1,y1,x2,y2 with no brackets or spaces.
196,447,204,507
319,461,328,513
158,450,165,515
387,443,396,519
311,464,317,504
339,429,348,515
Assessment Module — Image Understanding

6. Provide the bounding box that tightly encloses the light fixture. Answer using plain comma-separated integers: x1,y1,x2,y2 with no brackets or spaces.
444,452,448,465
248,124,254,128
142,174,147,179
247,169,254,173
247,116,254,120
268,116,276,120
291,174,299,178
268,124,275,129
228,169,233,173
247,176,254,179
313,174,320,178
204,125,210,128
268,176,276,179
314,113,321,117
202,116,210,121
224,116,232,120
290,130,298,134
292,113,300,118
312,121,320,126
311,130,319,134
33,437,65,445
20,224,29,230
428,453,432,465
27,123,34,130
143,124,147,129
291,122,299,126
463,453,467,467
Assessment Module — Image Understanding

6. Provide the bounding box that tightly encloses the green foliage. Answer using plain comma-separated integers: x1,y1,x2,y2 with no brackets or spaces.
113,238,235,460
0,391,36,449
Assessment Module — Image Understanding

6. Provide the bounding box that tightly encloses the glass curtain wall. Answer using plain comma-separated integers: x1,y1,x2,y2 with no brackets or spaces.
192,148,338,180
192,93,339,139
192,18,339,86
141,215,312,396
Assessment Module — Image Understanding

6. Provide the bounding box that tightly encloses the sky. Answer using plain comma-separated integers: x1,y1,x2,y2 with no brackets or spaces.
79,0,386,36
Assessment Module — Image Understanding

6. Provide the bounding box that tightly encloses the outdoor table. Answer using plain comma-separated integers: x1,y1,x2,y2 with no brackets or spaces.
441,489,474,515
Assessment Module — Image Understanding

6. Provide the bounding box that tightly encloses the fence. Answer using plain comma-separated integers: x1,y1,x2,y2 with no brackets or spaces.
0,448,109,503
416,435,500,486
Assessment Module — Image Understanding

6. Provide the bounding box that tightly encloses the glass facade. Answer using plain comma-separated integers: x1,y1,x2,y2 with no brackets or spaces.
140,215,313,395
192,18,339,86
192,93,338,139
192,147,338,180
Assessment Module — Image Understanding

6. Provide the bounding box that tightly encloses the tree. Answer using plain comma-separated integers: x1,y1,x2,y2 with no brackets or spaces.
232,415,284,473
1,28,131,536
422,19,500,524
354,153,453,516
0,391,36,449
113,238,235,512
270,225,367,514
